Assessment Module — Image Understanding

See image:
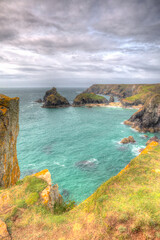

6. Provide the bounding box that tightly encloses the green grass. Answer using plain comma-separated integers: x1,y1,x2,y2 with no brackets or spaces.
0,143,160,239
79,144,160,231
74,93,106,103
24,176,48,193
125,93,144,102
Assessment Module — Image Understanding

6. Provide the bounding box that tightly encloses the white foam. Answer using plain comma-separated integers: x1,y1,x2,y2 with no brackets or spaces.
130,127,139,132
54,162,65,167
131,145,145,156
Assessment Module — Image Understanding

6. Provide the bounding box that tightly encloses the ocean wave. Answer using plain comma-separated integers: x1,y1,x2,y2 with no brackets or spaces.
131,145,145,156
54,162,65,167
75,158,98,170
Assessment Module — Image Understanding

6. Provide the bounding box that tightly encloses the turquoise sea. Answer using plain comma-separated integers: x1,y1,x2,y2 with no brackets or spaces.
1,88,159,203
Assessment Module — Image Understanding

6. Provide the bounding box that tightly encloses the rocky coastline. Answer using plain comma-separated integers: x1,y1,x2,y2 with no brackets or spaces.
84,84,160,132
0,91,160,239
0,94,20,188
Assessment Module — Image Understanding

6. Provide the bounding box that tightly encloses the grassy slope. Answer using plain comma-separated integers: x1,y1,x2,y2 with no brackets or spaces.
125,85,160,104
74,93,107,103
0,142,160,239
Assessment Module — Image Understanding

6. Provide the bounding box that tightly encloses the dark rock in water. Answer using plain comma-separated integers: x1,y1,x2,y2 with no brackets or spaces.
146,136,160,145
120,136,136,144
75,159,98,170
35,98,42,103
124,94,160,132
117,145,128,151
109,95,114,103
42,87,70,108
62,189,70,198
73,93,108,106
141,134,148,139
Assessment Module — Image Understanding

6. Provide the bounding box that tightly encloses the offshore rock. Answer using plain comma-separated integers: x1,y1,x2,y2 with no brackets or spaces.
42,87,70,108
124,94,160,132
109,95,114,103
35,98,42,103
120,136,136,144
0,94,20,188
73,93,108,106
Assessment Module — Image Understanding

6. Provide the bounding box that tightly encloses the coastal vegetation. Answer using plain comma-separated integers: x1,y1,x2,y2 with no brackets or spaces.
85,84,160,132
73,92,108,106
0,141,160,239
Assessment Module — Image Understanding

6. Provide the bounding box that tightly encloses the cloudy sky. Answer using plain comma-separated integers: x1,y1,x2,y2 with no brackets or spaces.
0,0,160,87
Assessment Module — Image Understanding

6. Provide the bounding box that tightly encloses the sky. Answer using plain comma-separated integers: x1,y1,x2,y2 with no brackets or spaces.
0,0,160,87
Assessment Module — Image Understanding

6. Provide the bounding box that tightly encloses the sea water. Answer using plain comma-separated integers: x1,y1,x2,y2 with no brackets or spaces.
1,88,159,203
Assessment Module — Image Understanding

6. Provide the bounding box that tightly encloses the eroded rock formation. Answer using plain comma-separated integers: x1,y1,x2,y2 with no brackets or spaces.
120,136,136,144
0,94,20,188
42,87,70,108
34,169,62,208
124,94,160,132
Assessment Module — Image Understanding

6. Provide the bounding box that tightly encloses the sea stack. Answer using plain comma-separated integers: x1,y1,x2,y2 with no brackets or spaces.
73,93,108,106
42,87,70,108
0,94,20,188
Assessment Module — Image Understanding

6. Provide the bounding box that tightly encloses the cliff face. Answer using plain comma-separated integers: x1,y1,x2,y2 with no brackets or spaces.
85,84,160,132
84,84,139,98
125,94,160,132
0,94,20,188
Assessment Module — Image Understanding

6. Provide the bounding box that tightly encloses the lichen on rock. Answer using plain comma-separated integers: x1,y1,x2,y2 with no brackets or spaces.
33,169,62,208
0,219,11,240
0,94,20,188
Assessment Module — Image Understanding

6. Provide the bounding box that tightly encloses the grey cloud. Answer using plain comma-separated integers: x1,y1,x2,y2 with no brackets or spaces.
0,0,159,87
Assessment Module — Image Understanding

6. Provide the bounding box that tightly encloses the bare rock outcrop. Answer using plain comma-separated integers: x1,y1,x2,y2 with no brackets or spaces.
34,169,62,208
0,94,20,188
124,94,160,132
42,87,70,108
120,136,136,144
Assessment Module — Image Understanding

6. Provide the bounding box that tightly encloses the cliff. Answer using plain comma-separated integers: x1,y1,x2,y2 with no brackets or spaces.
85,84,160,132
42,87,70,108
73,93,108,106
0,141,160,239
0,94,20,188
124,94,160,132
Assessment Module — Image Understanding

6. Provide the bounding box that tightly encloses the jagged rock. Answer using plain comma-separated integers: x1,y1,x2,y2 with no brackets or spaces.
42,87,70,108
146,136,160,146
34,169,52,185
35,98,42,103
109,96,114,102
120,136,136,144
73,93,108,106
33,169,62,208
124,94,160,132
0,219,11,240
0,94,20,188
